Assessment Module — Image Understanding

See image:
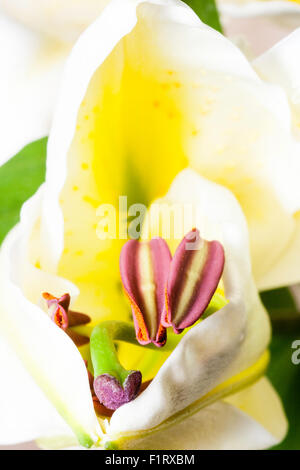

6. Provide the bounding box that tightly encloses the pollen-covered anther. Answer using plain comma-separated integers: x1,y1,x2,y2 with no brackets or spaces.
120,238,172,347
162,229,225,333
93,371,142,411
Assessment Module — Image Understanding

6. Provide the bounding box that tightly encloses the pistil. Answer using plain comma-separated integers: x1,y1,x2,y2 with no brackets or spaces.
90,321,181,411
91,322,142,410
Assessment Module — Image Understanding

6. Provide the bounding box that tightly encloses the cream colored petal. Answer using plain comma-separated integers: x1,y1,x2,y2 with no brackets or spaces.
252,29,300,289
256,213,300,290
0,189,101,448
0,335,74,445
111,377,286,450
0,10,70,166
254,28,300,133
0,0,111,43
109,169,271,436
226,377,288,445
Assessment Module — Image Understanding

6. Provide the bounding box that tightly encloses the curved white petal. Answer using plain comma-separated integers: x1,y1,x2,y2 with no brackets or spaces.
109,381,285,450
256,214,300,290
254,28,300,118
0,189,101,447
225,377,288,445
0,0,111,43
0,11,70,166
0,335,74,445
252,29,300,289
109,169,271,436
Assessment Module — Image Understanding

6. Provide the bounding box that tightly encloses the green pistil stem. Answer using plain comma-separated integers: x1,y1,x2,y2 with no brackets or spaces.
91,321,176,386
91,322,130,385
90,292,228,383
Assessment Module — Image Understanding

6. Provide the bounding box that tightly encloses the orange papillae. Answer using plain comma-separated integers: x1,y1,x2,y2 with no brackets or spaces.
123,289,151,345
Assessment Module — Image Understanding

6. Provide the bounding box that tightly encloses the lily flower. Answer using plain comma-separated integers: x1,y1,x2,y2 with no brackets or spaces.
0,0,292,449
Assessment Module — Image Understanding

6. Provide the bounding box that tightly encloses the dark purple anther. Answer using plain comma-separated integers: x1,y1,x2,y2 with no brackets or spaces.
93,371,142,411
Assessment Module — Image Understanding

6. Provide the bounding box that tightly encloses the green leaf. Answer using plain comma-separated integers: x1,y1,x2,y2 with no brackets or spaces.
268,330,300,449
183,0,223,33
261,287,300,332
0,138,47,244
261,287,300,448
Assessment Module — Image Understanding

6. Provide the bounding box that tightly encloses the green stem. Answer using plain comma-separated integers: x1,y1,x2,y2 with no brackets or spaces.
90,321,177,385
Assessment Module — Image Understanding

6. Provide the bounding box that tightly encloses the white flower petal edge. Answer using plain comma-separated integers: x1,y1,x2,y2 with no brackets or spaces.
0,0,111,43
0,9,70,167
0,188,101,448
0,334,75,445
106,378,287,450
252,29,300,289
254,28,300,120
225,377,287,448
107,169,274,444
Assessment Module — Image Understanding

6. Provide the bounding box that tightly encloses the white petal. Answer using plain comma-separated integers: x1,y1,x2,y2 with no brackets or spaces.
0,334,75,445
109,169,271,435
252,29,300,289
0,0,111,43
225,377,288,446
109,377,286,450
254,28,300,118
256,214,300,290
0,11,70,166
0,189,101,447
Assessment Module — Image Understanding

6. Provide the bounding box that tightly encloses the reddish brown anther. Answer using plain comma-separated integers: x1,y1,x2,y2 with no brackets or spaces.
43,292,70,330
119,228,225,343
120,238,171,347
163,229,225,333
42,292,91,347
